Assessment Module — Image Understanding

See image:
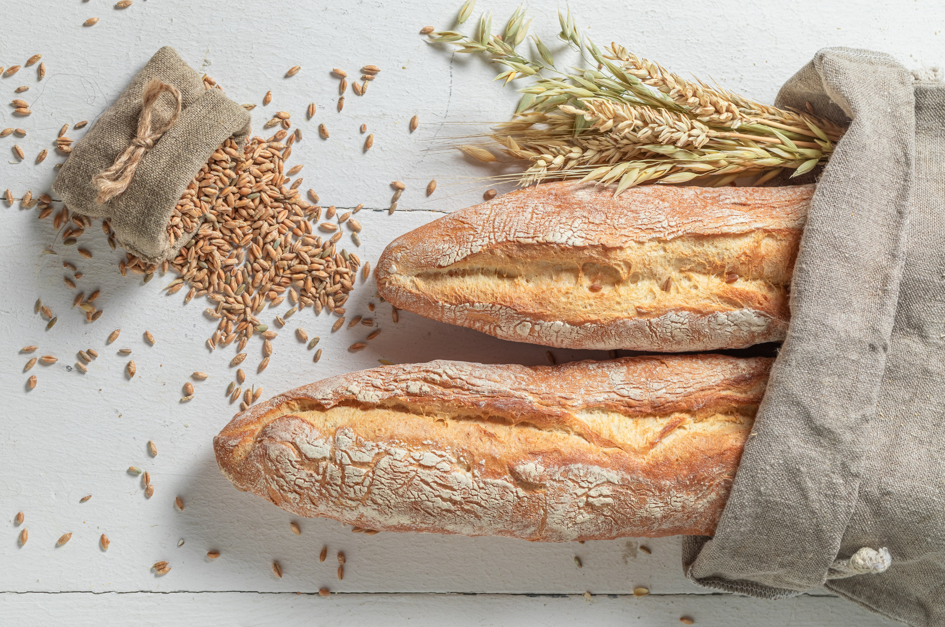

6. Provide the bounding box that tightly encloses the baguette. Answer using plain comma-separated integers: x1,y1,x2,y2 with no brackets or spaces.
214,355,770,541
376,181,812,351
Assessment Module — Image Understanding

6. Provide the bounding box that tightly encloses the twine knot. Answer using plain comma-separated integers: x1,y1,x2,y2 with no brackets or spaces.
131,137,155,149
93,78,182,204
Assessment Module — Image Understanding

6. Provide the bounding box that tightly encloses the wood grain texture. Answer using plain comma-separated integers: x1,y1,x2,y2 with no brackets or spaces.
215,355,771,541
0,592,903,627
376,182,813,351
0,1,940,623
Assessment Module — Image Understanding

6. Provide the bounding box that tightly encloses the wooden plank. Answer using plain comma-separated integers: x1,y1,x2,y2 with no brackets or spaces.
0,592,900,626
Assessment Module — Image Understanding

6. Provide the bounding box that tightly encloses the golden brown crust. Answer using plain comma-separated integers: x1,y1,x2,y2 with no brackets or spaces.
376,182,812,351
214,355,771,541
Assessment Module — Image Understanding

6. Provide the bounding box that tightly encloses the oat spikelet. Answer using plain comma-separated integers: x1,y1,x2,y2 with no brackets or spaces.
458,145,496,162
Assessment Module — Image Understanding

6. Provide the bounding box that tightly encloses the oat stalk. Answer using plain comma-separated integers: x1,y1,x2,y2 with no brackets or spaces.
428,6,846,192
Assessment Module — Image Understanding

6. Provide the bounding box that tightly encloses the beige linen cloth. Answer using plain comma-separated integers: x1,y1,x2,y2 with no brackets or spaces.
53,47,251,264
684,47,945,627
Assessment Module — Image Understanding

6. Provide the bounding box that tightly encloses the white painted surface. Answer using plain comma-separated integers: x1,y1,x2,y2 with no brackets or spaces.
0,0,936,624
0,593,902,627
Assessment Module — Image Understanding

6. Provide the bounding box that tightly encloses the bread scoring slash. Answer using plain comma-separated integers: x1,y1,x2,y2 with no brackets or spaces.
214,355,771,541
376,182,812,351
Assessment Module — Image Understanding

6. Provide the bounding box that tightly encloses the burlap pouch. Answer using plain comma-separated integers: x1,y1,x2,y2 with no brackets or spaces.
53,46,251,264
682,47,945,627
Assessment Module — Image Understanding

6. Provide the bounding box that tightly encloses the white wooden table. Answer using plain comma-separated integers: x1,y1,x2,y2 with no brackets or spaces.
2,1,935,624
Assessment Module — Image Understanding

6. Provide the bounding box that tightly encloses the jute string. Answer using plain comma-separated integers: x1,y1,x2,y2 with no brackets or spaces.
93,78,182,204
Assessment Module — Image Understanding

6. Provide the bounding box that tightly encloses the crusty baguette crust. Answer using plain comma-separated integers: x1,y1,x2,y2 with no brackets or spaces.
376,182,812,351
214,355,770,541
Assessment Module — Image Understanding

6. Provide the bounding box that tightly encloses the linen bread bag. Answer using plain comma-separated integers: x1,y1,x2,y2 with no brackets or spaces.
683,47,945,627
53,46,251,264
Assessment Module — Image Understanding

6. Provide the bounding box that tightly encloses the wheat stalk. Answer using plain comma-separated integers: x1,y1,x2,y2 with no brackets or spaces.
428,6,846,192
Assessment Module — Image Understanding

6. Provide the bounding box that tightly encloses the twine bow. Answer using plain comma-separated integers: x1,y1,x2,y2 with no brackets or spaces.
93,78,182,204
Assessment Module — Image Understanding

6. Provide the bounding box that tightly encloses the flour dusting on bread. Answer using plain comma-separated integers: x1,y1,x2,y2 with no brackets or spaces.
215,356,771,541
376,181,811,351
